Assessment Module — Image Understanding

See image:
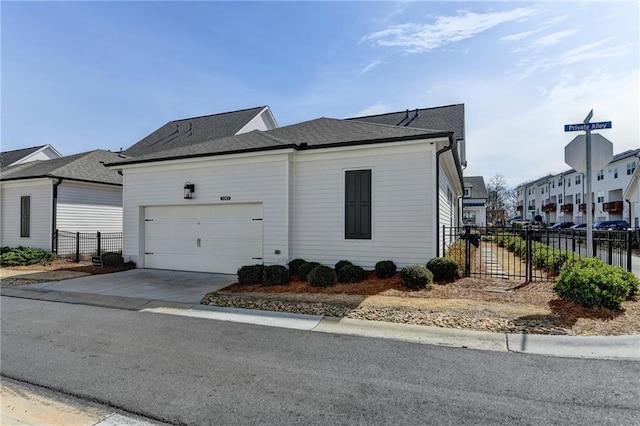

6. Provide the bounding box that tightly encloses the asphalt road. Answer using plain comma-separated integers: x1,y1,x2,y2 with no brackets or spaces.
2,297,639,425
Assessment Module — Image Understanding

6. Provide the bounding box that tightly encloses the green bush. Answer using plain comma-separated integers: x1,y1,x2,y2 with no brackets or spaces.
308,265,336,288
400,264,433,290
554,258,638,309
337,264,365,283
262,265,289,286
0,246,56,266
334,260,353,272
237,264,263,285
426,257,458,281
288,258,306,277
298,262,321,281
101,252,123,268
375,260,397,279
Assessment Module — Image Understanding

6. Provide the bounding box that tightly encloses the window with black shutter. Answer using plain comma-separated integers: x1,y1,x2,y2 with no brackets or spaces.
20,196,30,238
345,170,371,239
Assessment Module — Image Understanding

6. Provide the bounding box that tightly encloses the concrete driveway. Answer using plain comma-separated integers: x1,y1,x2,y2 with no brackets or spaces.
21,269,236,304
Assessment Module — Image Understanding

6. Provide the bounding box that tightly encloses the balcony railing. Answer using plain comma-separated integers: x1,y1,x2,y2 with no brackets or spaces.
560,203,573,213
603,201,623,213
579,203,595,212
542,203,556,213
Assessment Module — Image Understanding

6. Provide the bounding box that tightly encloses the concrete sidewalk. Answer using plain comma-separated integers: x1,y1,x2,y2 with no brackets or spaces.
3,285,639,360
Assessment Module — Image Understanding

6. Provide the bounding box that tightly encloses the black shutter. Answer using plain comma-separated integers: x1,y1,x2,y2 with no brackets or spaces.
345,170,371,239
20,196,30,238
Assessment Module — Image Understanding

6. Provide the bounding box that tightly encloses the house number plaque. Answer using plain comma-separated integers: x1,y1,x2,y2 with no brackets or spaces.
220,196,231,201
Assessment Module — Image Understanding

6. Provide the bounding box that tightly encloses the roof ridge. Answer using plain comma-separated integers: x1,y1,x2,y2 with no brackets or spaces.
169,106,267,123
346,103,464,120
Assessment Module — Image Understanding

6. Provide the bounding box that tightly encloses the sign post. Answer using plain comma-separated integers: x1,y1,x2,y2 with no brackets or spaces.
564,111,613,257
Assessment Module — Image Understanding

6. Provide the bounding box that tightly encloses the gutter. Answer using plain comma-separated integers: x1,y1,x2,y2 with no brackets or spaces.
51,178,62,252
435,134,465,256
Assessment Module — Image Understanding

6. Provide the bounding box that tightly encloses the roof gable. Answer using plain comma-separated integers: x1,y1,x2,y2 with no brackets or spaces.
463,176,488,199
0,145,62,168
123,106,270,157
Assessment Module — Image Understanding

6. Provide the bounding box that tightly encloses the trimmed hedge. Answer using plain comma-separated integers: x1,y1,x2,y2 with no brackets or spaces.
308,265,336,288
400,264,433,290
288,258,306,277
554,257,639,309
334,260,353,272
337,264,365,283
427,257,458,281
263,265,289,286
0,246,56,266
494,234,579,275
375,260,397,279
298,262,321,281
102,252,123,268
237,264,263,285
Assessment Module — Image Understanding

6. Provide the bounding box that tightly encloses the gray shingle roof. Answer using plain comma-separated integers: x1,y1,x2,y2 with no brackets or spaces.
1,150,124,185
0,145,46,168
463,176,488,199
347,104,465,143
123,106,267,157
106,117,449,166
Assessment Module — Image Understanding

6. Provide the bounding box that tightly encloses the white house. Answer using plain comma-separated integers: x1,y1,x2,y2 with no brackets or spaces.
462,176,487,227
516,148,639,225
107,107,465,275
0,144,62,167
0,150,125,251
624,165,640,228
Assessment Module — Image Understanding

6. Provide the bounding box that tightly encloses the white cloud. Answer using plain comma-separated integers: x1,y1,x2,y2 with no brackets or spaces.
531,29,578,48
360,7,536,53
359,59,384,75
500,28,543,42
351,102,393,117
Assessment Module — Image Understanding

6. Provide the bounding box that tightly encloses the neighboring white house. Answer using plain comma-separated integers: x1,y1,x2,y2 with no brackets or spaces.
0,144,62,167
624,165,640,229
516,148,640,225
107,109,465,274
0,150,124,251
462,176,487,227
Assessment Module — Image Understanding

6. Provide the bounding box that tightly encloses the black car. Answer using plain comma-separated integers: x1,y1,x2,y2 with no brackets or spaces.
549,221,575,230
592,220,629,230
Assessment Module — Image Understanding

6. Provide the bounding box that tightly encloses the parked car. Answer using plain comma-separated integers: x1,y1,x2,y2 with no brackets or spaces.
569,223,586,230
592,220,629,230
549,221,575,230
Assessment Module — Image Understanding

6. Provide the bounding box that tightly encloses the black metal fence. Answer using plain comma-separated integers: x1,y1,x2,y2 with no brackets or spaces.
443,226,633,282
53,230,123,262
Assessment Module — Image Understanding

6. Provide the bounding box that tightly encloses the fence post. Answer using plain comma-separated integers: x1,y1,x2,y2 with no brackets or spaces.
75,232,80,263
627,230,633,272
607,231,613,265
442,225,446,258
526,227,532,282
464,226,471,278
97,231,101,257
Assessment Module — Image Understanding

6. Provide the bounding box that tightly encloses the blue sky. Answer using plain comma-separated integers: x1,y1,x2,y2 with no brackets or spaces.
2,1,638,187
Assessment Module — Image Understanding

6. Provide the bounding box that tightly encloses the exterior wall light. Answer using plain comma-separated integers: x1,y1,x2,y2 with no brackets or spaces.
184,182,195,199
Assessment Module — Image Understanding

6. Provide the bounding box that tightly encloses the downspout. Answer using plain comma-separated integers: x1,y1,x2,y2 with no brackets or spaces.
435,134,464,256
51,178,62,252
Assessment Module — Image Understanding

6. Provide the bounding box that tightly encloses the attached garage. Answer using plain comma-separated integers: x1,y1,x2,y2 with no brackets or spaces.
143,203,263,274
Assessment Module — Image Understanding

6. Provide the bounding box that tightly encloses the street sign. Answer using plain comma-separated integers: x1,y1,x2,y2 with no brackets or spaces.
564,121,612,132
565,134,613,174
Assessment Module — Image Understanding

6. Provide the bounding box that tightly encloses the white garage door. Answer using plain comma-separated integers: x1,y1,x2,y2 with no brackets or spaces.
144,204,263,274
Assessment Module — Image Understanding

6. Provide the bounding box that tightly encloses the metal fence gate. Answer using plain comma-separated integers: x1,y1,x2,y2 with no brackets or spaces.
53,230,123,262
443,226,633,282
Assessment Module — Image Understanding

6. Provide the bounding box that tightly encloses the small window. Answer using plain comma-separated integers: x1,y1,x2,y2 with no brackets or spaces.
575,175,581,185
627,161,636,175
597,191,604,203
345,170,371,239
558,194,563,204
576,193,581,204
614,168,618,179
558,178,563,186
464,188,470,197
597,170,604,181
552,181,555,188
20,196,30,238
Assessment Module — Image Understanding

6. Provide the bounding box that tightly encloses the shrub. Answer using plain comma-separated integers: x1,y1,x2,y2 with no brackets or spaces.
101,252,123,268
459,230,481,247
262,265,289,286
298,262,321,281
334,260,353,272
554,258,638,309
308,265,336,288
0,246,56,266
400,264,433,290
237,264,263,285
288,258,306,277
426,257,458,281
375,260,397,279
337,264,365,283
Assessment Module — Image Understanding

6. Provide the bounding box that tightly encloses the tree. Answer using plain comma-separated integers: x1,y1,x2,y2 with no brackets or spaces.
486,174,517,223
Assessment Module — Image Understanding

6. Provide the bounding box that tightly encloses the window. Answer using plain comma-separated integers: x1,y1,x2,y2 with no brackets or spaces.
541,187,545,194
597,170,604,181
20,196,30,238
614,168,618,179
575,175,581,185
597,191,604,203
558,178,563,186
552,181,555,188
464,188,470,197
463,210,477,224
567,179,571,187
558,194,563,204
575,193,581,204
345,170,371,239
627,161,636,175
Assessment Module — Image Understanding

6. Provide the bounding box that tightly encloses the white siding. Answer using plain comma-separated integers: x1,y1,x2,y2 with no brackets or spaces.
0,179,52,250
292,142,437,269
56,182,123,233
121,153,289,267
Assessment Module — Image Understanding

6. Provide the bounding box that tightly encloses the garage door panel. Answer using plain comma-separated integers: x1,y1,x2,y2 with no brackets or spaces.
144,204,263,274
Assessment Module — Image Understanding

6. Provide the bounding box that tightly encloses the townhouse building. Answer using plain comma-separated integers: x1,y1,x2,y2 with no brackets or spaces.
516,149,640,227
